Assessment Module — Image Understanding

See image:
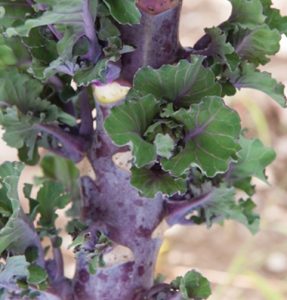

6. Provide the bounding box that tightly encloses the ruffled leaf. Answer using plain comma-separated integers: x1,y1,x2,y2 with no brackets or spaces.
0,162,40,254
162,96,241,177
0,0,34,27
132,57,222,107
233,25,281,65
6,0,94,37
154,133,175,159
0,70,76,161
232,136,276,182
131,167,186,198
228,0,266,28
202,27,236,70
261,0,287,35
104,95,160,167
200,186,260,234
36,181,69,228
227,63,286,107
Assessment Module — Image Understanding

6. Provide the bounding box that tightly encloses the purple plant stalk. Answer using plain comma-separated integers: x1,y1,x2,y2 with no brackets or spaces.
35,123,90,162
82,0,102,63
119,0,183,82
70,2,193,299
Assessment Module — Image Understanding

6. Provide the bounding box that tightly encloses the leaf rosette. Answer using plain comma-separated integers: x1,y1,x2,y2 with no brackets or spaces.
105,58,242,197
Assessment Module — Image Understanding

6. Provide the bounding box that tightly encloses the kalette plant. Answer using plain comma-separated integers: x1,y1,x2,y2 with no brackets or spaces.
0,0,286,299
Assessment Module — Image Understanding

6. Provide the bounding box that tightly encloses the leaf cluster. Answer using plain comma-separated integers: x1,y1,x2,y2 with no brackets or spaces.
0,0,141,163
105,0,286,233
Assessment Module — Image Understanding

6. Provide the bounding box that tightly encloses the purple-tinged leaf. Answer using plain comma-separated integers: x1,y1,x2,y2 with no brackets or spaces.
131,166,186,198
162,96,241,177
228,0,266,29
233,25,281,65
227,63,286,107
131,57,222,107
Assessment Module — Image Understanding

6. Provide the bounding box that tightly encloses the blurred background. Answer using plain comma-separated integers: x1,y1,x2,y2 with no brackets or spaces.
1,1,287,299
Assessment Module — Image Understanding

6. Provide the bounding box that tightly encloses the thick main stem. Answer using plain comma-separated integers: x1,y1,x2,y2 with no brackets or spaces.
73,108,165,300
119,0,183,82
73,2,183,299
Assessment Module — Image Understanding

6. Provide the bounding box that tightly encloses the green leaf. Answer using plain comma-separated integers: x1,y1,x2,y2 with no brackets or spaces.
203,27,236,70
22,28,58,66
27,264,48,285
0,70,76,158
6,0,91,37
227,63,286,107
0,107,37,150
74,59,109,86
104,95,160,167
39,155,80,217
36,181,69,227
232,136,276,182
0,69,76,124
233,177,255,196
68,233,85,250
0,162,41,255
238,198,260,233
179,270,212,300
228,0,266,28
233,25,281,65
98,17,120,41
0,256,29,283
261,0,287,35
0,37,16,68
0,69,42,111
131,167,186,198
25,246,39,264
162,96,241,177
132,57,222,107
200,185,260,234
144,118,183,142
154,133,175,159
103,0,141,25
0,1,34,27
40,154,79,188
18,143,40,166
